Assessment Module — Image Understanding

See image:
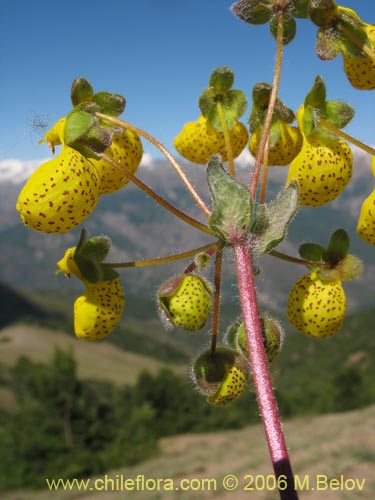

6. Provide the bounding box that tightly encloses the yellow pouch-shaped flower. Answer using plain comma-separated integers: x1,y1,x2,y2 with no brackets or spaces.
342,18,375,90
174,115,248,164
16,146,100,233
286,106,352,207
357,156,375,245
89,129,143,194
207,365,249,406
74,278,125,340
287,272,346,338
249,122,302,166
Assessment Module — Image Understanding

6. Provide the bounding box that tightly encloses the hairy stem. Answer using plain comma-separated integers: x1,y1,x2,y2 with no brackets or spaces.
250,9,284,198
210,249,223,355
233,240,298,500
269,249,328,269
101,153,213,236
216,102,236,177
319,120,375,156
96,112,211,217
260,137,270,204
103,242,217,269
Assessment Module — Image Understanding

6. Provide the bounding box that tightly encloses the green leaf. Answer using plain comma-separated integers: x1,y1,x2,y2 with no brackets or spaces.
231,0,273,25
304,76,326,108
325,100,354,129
209,67,234,92
324,228,350,263
92,91,126,116
308,0,338,28
79,236,112,263
64,108,112,159
65,110,96,145
199,88,247,132
207,156,253,242
299,242,326,262
100,266,120,281
71,77,94,106
269,13,297,45
252,181,299,254
315,26,341,60
74,254,103,283
292,0,310,18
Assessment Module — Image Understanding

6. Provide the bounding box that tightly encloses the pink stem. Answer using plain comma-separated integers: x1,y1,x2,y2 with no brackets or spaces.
233,239,298,500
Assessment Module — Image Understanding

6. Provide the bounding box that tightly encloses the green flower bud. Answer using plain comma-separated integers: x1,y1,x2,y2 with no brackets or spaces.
226,314,284,364
192,346,250,406
158,274,212,331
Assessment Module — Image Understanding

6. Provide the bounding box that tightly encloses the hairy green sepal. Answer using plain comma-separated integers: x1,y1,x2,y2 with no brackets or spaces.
207,156,253,242
231,0,305,43
311,3,369,59
298,229,364,281
71,77,94,106
252,181,299,254
73,229,119,283
302,76,354,140
199,67,247,132
65,78,126,158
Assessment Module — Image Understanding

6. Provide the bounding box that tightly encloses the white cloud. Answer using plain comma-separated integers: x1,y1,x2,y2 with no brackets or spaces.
139,152,155,170
0,158,47,184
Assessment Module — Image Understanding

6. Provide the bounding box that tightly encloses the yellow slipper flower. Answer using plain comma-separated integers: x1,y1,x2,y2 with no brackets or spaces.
357,156,375,245
174,115,248,164
57,247,125,340
287,272,346,338
74,278,125,340
90,129,143,194
16,145,100,233
249,122,302,166
341,12,375,90
286,105,352,207
192,346,250,406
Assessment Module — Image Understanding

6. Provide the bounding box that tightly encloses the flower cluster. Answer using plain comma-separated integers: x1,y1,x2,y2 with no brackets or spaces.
16,117,142,234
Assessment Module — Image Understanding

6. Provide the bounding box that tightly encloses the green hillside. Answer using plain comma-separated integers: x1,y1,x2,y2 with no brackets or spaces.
272,308,375,416
3,405,375,500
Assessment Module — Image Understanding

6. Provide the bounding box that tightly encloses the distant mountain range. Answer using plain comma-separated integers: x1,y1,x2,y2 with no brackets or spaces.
0,148,374,316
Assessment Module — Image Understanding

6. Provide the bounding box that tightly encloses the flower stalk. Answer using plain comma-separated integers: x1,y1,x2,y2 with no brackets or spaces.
210,249,223,355
101,153,213,236
319,119,375,156
102,242,217,269
233,239,298,500
96,112,211,217
250,8,284,198
216,101,236,177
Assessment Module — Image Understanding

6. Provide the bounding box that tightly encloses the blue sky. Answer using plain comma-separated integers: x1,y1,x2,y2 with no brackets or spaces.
0,0,374,162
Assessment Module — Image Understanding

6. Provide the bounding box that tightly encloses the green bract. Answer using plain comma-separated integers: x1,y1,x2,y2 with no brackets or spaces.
251,182,299,254
207,156,253,242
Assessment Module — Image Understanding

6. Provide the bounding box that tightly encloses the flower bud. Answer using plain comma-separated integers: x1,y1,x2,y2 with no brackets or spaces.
158,274,212,331
227,314,284,364
192,346,250,406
